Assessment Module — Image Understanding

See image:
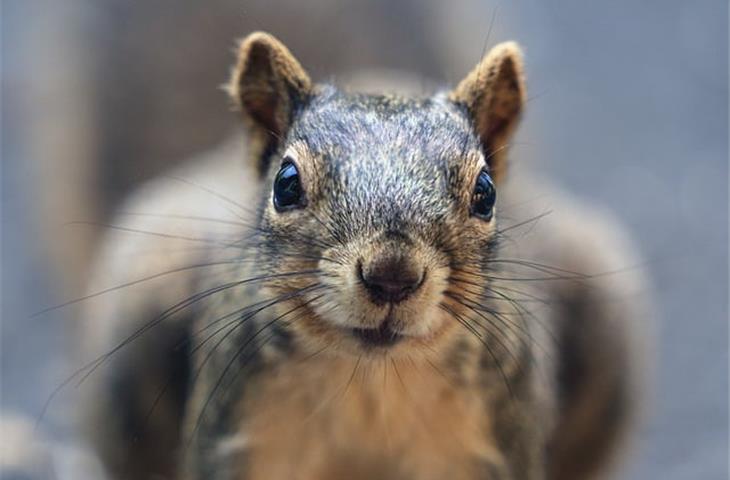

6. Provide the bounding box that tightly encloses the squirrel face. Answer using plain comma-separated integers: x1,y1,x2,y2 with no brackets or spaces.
227,33,526,358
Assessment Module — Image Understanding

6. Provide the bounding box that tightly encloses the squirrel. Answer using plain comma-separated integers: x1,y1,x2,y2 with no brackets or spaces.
80,32,649,480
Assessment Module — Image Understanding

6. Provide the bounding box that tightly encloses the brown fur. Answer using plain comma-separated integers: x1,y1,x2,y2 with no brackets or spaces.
81,32,647,480
238,354,502,480
226,32,313,174
449,42,526,183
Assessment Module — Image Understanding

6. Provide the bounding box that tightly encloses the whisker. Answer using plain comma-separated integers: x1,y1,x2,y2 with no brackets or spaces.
488,258,591,278
163,175,255,221
481,285,559,343
38,270,324,424
444,291,535,348
439,302,515,400
449,292,555,389
190,285,326,375
448,270,560,343
65,221,239,246
32,259,248,317
116,211,250,228
495,210,553,235
186,287,327,448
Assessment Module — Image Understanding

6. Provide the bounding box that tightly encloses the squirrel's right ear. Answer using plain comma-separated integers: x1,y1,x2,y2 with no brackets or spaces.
226,32,312,162
449,42,526,182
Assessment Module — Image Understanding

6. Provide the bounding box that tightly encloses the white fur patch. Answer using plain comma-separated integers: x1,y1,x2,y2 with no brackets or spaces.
215,433,251,458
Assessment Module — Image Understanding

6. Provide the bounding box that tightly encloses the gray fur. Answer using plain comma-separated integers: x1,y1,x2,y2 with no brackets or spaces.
81,35,648,480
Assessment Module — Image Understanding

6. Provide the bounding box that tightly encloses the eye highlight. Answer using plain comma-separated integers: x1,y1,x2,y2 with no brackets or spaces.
471,169,496,221
273,160,304,210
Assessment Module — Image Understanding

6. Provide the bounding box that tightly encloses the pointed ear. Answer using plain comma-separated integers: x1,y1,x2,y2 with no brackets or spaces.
226,32,312,169
449,42,526,182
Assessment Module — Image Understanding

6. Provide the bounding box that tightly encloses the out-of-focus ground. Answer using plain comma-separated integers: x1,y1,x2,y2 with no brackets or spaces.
2,1,727,478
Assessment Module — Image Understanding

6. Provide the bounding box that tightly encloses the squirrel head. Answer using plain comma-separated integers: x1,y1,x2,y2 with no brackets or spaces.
226,32,526,357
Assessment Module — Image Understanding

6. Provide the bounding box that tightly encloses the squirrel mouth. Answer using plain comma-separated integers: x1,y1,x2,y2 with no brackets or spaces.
351,318,402,348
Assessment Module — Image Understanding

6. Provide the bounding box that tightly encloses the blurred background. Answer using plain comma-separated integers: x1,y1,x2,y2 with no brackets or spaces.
1,0,727,478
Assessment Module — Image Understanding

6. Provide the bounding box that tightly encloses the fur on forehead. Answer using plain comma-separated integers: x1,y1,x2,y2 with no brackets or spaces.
286,87,482,166
227,32,525,184
269,88,493,210
261,88,495,242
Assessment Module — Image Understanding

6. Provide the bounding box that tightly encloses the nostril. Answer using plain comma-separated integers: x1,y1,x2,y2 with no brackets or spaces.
358,256,425,304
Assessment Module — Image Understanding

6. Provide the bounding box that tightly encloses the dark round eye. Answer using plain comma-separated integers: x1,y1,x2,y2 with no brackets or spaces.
273,161,303,210
471,169,496,220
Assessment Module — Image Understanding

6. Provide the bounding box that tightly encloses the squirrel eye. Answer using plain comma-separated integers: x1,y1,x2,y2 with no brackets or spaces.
273,161,303,210
471,169,496,221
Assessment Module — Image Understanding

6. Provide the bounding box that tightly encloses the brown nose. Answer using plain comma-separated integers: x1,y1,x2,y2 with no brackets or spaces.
359,254,425,304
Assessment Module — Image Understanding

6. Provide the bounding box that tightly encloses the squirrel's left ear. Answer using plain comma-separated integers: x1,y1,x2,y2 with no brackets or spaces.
449,42,526,182
227,32,312,171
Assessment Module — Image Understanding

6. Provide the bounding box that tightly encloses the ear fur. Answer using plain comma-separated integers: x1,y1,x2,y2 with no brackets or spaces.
226,32,312,172
449,42,526,182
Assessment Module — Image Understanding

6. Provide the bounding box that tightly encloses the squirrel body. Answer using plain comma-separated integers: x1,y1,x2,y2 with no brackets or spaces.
81,33,648,480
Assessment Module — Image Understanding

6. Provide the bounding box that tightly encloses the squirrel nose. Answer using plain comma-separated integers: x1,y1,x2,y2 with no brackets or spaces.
359,254,425,304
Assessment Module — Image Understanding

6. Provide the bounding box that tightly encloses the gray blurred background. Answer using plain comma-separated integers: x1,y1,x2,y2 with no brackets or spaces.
2,0,727,478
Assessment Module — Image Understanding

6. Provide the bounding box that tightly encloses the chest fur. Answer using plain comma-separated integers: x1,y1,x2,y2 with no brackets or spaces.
228,355,505,480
